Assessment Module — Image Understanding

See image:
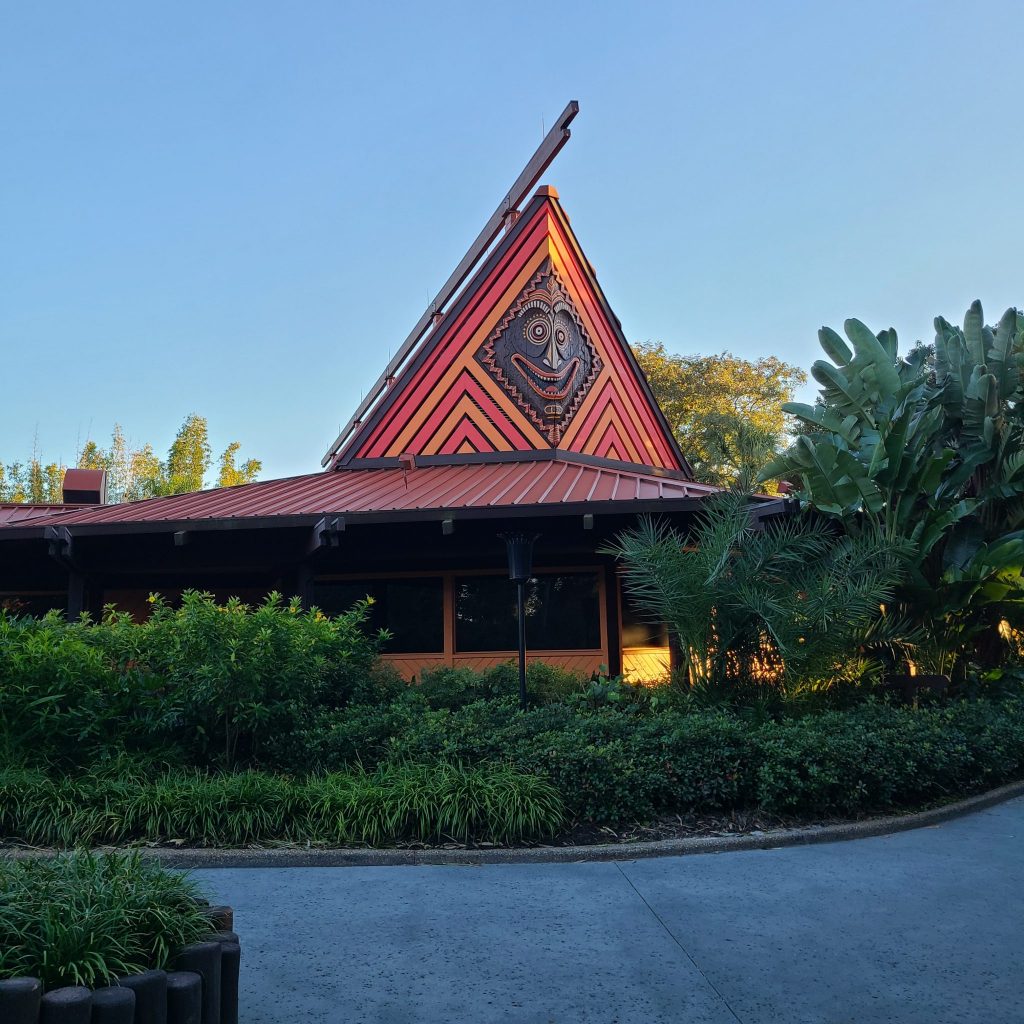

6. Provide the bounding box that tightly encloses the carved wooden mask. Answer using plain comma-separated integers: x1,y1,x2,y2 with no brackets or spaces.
477,263,602,444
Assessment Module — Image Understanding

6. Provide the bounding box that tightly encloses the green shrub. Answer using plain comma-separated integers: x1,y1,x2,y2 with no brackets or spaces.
2,698,1023,840
264,699,425,774
301,694,1024,824
0,852,209,989
0,612,176,768
0,592,387,770
134,591,384,767
415,662,586,711
417,666,502,710
754,699,1024,815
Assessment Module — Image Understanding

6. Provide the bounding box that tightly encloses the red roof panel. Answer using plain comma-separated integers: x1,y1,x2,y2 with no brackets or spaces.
0,504,73,526
0,458,722,533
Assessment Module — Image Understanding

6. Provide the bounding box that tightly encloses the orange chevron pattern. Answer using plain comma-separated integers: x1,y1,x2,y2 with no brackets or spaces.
338,189,686,474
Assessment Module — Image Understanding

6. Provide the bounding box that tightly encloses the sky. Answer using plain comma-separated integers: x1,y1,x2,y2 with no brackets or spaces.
2,1,1022,481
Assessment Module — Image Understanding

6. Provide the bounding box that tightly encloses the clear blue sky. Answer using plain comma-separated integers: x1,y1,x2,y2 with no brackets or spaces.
2,1,1022,480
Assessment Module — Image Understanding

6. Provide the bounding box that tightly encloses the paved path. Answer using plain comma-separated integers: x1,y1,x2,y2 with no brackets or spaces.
194,798,1024,1024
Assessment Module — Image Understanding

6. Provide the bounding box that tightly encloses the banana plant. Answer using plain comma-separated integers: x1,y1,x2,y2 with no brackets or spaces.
763,302,1024,675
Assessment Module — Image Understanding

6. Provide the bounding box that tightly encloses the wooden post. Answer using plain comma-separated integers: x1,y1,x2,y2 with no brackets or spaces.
295,563,314,611
66,570,85,621
603,565,622,678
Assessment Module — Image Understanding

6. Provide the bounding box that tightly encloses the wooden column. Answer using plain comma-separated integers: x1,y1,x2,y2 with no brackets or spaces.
442,574,455,667
66,570,86,621
603,565,622,678
295,563,314,610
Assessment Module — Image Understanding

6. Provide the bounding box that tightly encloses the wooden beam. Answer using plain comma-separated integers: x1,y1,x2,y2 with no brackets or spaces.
306,516,345,556
322,100,580,467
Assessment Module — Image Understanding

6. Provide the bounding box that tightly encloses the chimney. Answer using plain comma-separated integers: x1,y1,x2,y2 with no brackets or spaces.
63,468,107,505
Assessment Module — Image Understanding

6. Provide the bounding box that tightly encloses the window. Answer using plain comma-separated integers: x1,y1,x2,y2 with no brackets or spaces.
455,572,601,652
311,578,444,653
620,592,669,648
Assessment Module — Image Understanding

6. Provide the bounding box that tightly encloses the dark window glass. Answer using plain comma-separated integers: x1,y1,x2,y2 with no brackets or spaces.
311,578,444,653
0,593,67,618
620,592,669,648
455,573,601,652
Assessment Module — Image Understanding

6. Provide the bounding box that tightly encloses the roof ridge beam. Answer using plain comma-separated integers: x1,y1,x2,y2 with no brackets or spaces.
322,100,579,468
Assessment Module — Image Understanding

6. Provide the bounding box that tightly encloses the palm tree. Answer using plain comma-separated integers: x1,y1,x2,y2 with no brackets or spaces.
603,493,909,691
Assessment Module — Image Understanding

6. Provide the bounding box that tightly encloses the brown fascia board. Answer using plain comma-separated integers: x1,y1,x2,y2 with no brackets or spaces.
0,496,730,543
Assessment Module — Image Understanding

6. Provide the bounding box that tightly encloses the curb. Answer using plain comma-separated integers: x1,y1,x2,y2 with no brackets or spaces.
6,780,1022,869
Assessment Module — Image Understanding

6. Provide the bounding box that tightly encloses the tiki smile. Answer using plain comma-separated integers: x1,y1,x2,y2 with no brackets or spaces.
511,354,581,400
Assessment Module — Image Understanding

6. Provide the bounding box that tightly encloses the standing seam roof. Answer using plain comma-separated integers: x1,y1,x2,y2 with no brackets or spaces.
0,459,723,530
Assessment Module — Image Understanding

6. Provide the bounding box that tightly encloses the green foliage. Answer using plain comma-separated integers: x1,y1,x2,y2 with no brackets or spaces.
0,762,565,848
0,446,63,503
633,343,806,486
416,662,585,711
753,698,1024,815
0,612,178,768
0,852,209,989
603,492,908,689
0,592,386,769
285,687,1024,825
163,414,211,494
1,416,262,505
764,302,1024,676
4,591,1023,843
216,440,262,489
134,591,384,767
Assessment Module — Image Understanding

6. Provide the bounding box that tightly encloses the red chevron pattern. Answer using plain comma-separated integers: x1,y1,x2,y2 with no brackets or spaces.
335,188,687,475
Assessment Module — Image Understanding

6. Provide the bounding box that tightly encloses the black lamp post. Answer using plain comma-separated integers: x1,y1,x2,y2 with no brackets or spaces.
499,532,539,709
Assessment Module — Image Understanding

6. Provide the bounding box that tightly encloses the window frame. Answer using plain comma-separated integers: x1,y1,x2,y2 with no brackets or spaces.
315,566,608,660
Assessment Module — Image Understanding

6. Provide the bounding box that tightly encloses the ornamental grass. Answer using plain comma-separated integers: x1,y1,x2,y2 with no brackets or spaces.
0,851,209,989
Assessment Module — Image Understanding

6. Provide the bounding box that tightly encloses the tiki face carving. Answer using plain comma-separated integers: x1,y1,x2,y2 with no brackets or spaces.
477,265,601,444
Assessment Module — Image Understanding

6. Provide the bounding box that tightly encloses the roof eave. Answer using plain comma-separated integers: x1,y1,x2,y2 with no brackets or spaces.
0,496,742,542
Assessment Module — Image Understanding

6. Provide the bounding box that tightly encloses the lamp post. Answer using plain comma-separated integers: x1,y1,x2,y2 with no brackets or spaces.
499,532,539,709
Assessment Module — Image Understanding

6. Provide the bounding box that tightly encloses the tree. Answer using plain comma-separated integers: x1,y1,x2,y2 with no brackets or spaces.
125,444,164,502
2,416,262,505
763,301,1024,677
633,343,806,485
163,414,212,495
603,492,907,691
217,442,262,489
0,443,63,504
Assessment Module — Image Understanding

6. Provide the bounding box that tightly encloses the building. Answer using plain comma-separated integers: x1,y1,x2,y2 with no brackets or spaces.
0,184,780,681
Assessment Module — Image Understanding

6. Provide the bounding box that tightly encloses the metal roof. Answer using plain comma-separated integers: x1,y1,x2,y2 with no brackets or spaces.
0,504,73,526
0,459,723,533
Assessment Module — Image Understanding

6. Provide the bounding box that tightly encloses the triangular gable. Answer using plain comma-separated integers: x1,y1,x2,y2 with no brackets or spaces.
332,187,688,475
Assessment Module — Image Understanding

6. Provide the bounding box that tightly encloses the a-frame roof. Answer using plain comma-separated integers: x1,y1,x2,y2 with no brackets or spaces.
328,186,691,478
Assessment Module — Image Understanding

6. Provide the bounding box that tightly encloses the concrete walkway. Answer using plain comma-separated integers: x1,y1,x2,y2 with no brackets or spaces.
194,797,1024,1024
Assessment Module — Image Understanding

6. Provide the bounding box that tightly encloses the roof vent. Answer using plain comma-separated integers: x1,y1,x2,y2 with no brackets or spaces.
63,468,107,505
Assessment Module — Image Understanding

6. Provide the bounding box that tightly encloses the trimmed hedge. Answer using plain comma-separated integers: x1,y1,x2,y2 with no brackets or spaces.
3,698,1020,848
281,695,1024,823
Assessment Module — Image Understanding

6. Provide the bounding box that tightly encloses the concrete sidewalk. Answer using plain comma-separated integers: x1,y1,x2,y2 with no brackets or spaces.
194,797,1024,1023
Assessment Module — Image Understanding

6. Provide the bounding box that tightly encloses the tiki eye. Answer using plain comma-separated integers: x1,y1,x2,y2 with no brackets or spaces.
527,318,550,345
555,327,568,345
